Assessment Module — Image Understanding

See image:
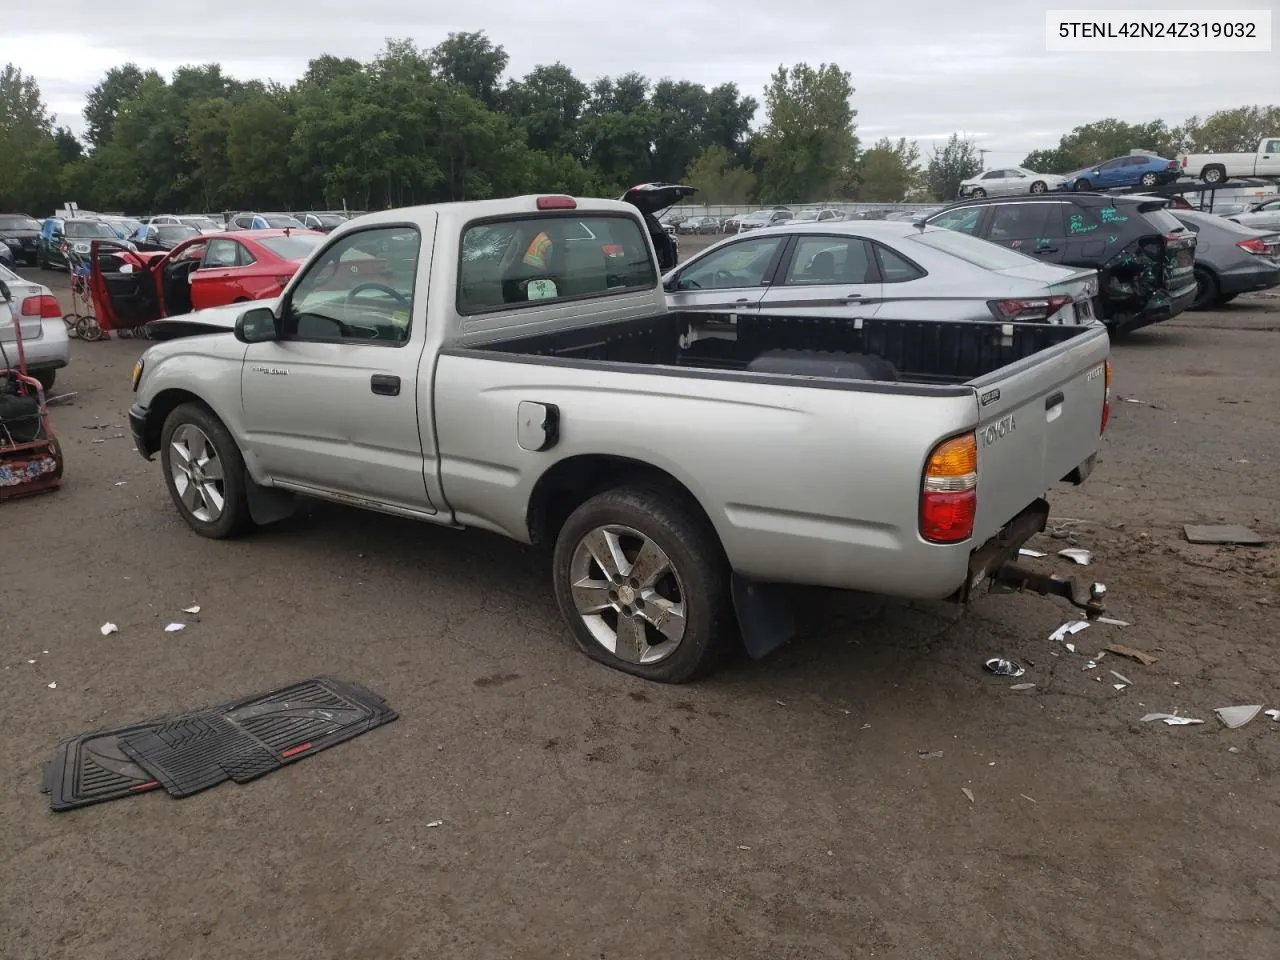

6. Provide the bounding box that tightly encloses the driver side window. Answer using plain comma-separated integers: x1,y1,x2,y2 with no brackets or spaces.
284,226,420,345
674,236,784,290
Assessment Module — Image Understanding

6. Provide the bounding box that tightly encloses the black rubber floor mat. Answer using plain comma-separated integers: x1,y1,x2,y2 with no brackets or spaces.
45,677,396,810
42,721,166,812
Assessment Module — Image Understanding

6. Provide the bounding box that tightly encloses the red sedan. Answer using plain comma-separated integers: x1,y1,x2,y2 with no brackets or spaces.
89,229,374,331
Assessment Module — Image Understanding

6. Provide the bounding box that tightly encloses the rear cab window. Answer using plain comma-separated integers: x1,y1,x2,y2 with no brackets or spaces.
457,214,656,314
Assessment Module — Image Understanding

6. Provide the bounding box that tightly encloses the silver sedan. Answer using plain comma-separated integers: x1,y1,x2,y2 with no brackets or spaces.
662,220,1100,326
1226,195,1280,233
959,167,1067,198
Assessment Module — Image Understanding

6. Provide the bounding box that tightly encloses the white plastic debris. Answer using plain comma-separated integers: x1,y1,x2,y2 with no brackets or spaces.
426,820,444,828
1009,682,1036,691
1058,548,1092,565
1265,709,1280,721
1214,705,1263,729
183,605,201,615
1113,684,1127,691
100,622,118,636
164,623,185,633
961,788,975,804
1050,620,1090,644
25,659,36,665
1110,670,1133,686
1141,712,1204,726
47,682,57,689
1097,617,1131,627
1018,547,1047,558
1083,660,1098,671
114,481,127,487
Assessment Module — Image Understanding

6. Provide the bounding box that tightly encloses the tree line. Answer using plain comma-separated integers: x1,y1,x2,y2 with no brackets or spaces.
1,34,1276,216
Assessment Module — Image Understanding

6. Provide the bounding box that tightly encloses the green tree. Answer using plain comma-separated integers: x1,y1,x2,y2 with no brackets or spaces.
684,145,756,204
754,63,858,203
227,93,296,208
0,64,61,213
53,127,83,166
1020,148,1069,173
1173,105,1280,153
927,133,982,200
82,64,152,148
855,137,920,201
1021,118,1177,172
503,63,589,156
703,83,758,166
430,31,509,108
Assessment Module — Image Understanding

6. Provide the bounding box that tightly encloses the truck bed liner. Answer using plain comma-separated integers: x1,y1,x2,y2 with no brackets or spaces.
473,311,1091,386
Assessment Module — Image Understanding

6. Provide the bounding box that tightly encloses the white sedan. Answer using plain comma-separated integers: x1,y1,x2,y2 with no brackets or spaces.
0,264,69,391
661,219,1100,326
959,167,1067,198
1226,195,1280,233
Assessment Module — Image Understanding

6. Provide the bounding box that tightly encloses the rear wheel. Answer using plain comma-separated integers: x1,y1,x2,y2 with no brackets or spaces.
1074,179,1091,192
1140,172,1159,187
552,484,730,683
1201,165,1225,185
160,403,253,539
971,188,987,198
1191,267,1219,311
1030,181,1048,194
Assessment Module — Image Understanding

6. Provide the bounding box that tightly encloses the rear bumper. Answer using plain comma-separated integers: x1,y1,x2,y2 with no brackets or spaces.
956,498,1050,602
1110,284,1197,334
1218,262,1280,296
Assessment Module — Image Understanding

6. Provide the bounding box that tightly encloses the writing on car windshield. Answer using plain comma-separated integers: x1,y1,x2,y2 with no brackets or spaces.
285,226,419,344
65,221,119,238
457,215,655,314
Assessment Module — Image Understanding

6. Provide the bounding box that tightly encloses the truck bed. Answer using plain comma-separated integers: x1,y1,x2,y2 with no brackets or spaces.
464,310,1092,387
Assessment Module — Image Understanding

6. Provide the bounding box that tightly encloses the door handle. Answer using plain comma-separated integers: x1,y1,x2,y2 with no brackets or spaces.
1036,245,1060,253
735,297,750,303
843,293,863,300
370,374,401,396
1045,391,1064,410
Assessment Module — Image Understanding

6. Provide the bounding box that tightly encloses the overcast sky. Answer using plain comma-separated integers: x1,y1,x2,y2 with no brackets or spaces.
7,0,1277,168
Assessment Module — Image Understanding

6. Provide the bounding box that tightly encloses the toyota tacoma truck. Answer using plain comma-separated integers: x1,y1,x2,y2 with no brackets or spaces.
128,194,1112,683
1178,137,1280,184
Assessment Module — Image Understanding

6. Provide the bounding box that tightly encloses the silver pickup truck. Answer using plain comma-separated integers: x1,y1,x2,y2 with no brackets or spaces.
128,194,1112,683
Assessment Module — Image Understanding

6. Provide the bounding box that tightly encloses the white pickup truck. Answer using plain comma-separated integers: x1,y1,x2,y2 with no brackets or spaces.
1178,137,1280,184
128,194,1112,683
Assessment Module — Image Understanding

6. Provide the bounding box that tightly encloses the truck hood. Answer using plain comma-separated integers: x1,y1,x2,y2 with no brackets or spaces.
145,298,279,340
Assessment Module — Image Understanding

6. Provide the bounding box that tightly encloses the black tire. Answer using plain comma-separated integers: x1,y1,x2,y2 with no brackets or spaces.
1140,172,1159,187
1191,266,1219,311
33,369,55,391
1030,181,1047,194
971,188,987,198
159,402,253,539
1202,165,1225,185
1074,179,1091,192
552,484,731,683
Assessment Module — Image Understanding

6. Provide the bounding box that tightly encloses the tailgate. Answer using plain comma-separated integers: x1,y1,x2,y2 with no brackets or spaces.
967,324,1109,543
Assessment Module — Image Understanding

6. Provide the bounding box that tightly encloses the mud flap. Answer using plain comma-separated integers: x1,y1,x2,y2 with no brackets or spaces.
246,471,296,525
731,573,796,660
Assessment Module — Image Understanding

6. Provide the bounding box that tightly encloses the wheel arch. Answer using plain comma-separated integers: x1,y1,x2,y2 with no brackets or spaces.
526,454,723,553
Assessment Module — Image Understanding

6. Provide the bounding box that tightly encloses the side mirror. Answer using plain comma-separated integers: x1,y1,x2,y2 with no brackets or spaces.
663,275,678,293
235,306,279,343
1092,169,1100,176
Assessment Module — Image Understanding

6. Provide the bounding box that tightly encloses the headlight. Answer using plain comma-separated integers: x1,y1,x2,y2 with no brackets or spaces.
125,241,138,252
131,358,144,392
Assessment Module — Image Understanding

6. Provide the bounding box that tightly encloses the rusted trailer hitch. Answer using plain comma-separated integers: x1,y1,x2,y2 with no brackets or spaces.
989,560,1107,619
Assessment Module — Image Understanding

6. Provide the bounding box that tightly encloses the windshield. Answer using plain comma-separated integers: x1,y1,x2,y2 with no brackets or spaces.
910,228,1043,270
180,217,220,230
743,211,774,222
66,221,119,239
258,235,324,260
793,211,820,221
0,263,19,282
158,225,200,242
1138,207,1186,234
0,216,40,231
314,214,347,226
264,215,304,229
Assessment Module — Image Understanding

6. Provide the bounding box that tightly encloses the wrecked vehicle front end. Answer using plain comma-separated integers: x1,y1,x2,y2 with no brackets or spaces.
1095,213,1198,335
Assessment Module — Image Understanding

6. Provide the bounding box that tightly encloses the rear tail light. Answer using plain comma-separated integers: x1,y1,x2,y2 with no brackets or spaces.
1236,238,1269,255
988,295,1072,323
1101,359,1112,434
1180,156,1188,168
21,294,62,318
1166,161,1178,170
920,433,978,544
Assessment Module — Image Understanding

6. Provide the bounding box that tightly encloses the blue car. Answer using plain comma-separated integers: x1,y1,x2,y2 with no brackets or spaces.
1064,154,1182,192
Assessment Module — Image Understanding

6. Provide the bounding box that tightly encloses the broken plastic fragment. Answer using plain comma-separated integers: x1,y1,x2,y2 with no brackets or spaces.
961,787,975,804
164,623,185,633
427,820,444,828
1083,660,1098,671
1009,682,1036,691
1018,547,1047,558
1058,548,1092,565
1049,620,1090,643
1109,670,1133,686
1065,643,1076,654
183,605,201,615
1214,705,1262,729
1113,684,1127,691
47,682,57,689
114,481,127,487
100,622,118,636
1140,713,1204,726
1264,709,1280,721
984,657,1025,677
917,750,944,759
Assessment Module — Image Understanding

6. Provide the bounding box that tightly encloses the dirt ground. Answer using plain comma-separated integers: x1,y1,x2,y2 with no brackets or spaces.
2,263,1278,960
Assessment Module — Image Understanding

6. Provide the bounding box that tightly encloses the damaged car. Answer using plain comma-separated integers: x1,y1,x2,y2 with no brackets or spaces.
927,194,1197,335
87,229,342,332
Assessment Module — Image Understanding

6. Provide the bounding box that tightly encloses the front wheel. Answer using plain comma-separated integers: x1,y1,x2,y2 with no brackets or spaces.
1030,181,1047,194
552,485,731,683
159,402,253,539
1074,179,1091,192
970,188,987,198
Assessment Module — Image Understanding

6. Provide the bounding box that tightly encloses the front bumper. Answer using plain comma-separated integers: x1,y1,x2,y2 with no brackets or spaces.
128,402,153,459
